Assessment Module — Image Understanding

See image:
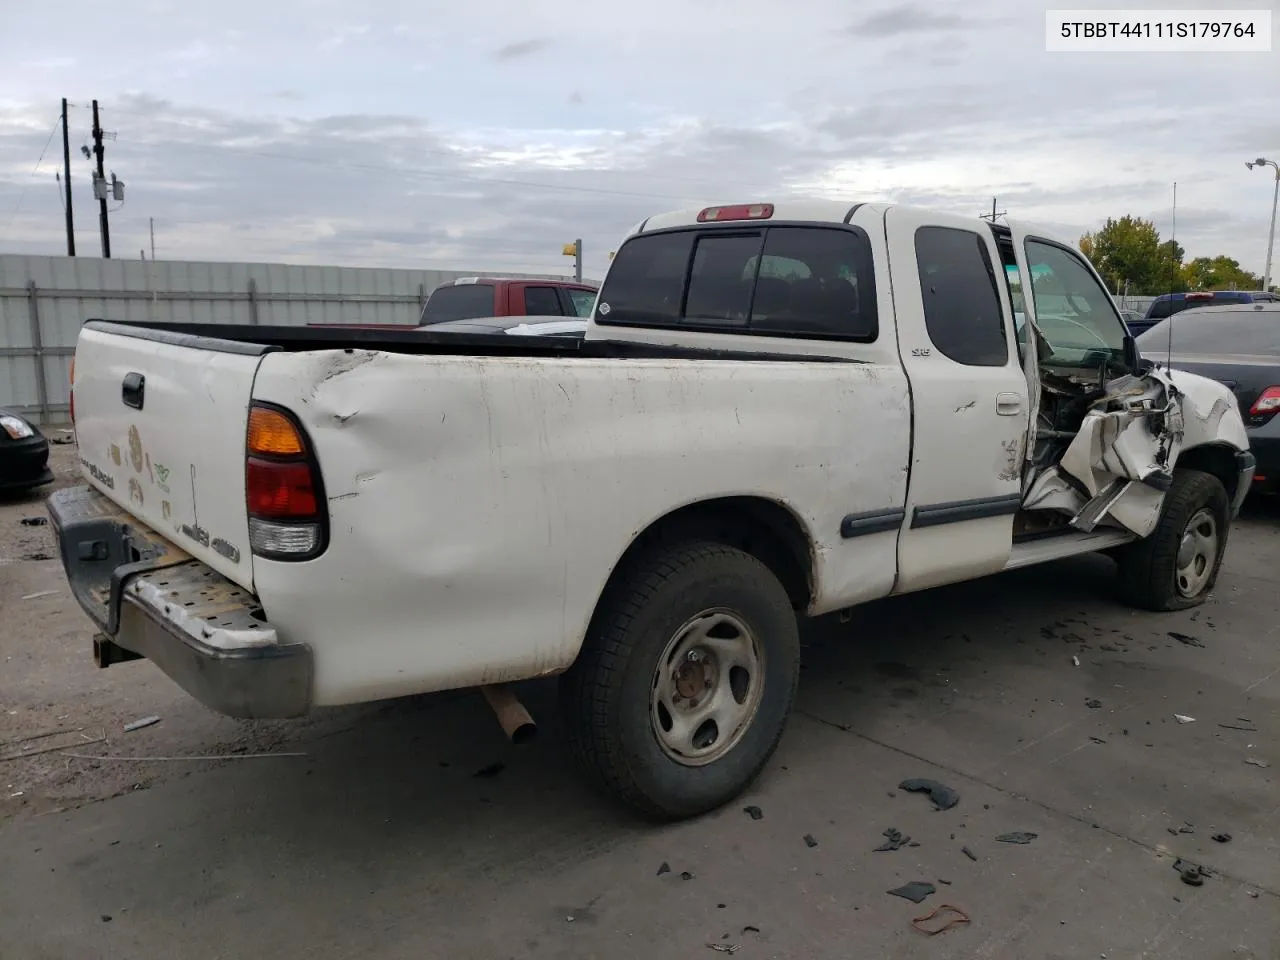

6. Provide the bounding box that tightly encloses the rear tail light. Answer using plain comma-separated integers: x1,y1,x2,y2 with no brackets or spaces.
1250,386,1280,417
1185,292,1214,301
245,403,327,560
697,203,774,223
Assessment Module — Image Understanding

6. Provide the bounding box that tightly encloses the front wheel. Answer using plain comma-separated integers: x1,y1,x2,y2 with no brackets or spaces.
1116,468,1230,612
559,540,800,820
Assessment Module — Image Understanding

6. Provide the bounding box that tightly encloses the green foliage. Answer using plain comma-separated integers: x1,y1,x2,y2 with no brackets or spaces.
1080,214,1263,295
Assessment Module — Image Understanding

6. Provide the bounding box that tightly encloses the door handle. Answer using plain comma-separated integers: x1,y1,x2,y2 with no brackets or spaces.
122,372,145,410
995,392,1022,416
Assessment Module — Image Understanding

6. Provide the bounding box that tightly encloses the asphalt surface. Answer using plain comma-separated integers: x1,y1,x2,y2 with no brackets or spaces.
1,462,1277,959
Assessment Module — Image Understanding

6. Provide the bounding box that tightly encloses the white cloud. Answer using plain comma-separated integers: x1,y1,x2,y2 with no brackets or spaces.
0,0,1276,279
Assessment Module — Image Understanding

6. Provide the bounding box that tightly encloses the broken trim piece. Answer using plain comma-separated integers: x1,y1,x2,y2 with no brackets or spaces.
911,494,1022,529
840,508,905,539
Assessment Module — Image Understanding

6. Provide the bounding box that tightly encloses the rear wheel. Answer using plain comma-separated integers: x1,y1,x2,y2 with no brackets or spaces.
560,540,800,820
1116,468,1230,612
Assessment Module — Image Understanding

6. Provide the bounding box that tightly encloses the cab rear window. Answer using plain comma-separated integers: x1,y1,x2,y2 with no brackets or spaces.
596,225,877,342
420,284,496,324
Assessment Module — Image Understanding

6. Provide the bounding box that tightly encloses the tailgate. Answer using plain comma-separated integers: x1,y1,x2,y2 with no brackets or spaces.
71,322,269,590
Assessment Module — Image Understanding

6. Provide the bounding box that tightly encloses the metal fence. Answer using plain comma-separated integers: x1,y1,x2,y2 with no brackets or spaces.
0,254,567,424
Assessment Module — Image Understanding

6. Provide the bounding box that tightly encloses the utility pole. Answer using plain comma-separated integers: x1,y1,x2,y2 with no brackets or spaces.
979,197,1007,223
91,99,110,258
61,98,75,256
149,217,155,260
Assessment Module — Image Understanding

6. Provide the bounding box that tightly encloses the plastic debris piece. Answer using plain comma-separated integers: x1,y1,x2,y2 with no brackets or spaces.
803,834,818,848
705,945,740,955
1212,833,1231,843
1090,736,1107,744
21,590,57,600
888,882,937,904
656,862,671,876
1085,698,1103,709
961,846,978,861
680,871,694,881
1173,714,1196,724
1072,656,1080,667
742,926,761,934
898,778,960,810
912,903,971,936
19,517,48,527
874,827,911,852
1245,758,1269,768
1173,858,1208,886
742,805,763,820
1218,723,1258,732
123,716,161,733
1169,632,1204,648
995,832,1038,844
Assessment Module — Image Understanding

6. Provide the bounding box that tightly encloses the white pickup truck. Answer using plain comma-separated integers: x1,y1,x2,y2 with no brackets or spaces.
51,200,1254,819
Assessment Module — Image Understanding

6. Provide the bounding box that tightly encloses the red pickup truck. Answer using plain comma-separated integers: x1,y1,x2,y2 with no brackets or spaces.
306,277,598,330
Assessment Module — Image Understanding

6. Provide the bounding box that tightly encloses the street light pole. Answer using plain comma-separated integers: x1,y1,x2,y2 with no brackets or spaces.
1246,157,1279,293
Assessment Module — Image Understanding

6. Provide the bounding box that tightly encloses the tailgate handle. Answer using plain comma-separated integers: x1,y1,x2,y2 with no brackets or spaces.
121,372,145,410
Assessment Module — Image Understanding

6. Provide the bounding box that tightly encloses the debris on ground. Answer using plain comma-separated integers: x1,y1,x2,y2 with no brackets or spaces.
123,716,161,733
961,846,978,861
1173,858,1209,886
1072,655,1080,667
995,832,1038,844
898,778,960,810
888,882,937,904
912,904,971,936
1173,714,1196,724
1085,699,1103,709
874,827,912,852
741,926,760,934
472,761,505,778
680,871,694,881
1178,824,1194,835
803,834,818,848
1245,758,1269,768
1212,833,1231,843
1169,632,1204,648
656,862,671,876
20,590,57,600
18,517,47,527
1089,736,1107,744
1218,722,1258,732
705,944,739,955
742,805,763,820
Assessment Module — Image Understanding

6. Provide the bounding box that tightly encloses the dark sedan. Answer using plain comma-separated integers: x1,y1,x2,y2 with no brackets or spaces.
0,408,54,494
1136,303,1280,494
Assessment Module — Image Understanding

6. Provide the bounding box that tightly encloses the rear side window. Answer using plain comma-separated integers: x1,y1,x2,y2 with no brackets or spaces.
566,288,597,317
523,286,563,316
597,225,877,341
914,226,1008,366
421,284,496,324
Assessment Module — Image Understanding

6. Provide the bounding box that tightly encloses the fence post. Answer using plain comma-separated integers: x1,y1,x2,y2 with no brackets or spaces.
247,278,260,325
26,281,51,424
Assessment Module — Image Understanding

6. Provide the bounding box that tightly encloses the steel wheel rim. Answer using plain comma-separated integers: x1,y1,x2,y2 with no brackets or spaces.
1175,508,1218,598
649,609,765,767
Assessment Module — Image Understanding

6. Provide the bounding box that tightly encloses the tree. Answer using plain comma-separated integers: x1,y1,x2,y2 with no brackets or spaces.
1183,255,1262,291
1079,215,1178,294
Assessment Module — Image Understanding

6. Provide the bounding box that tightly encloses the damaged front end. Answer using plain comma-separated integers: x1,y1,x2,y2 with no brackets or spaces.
1023,367,1187,539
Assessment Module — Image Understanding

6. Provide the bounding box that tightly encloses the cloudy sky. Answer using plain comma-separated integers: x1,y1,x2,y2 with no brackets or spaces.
0,0,1276,280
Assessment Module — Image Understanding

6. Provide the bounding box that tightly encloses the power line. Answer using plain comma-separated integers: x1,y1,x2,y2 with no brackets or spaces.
1,114,61,240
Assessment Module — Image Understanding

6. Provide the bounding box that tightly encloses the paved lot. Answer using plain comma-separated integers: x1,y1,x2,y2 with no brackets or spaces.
1,446,1277,959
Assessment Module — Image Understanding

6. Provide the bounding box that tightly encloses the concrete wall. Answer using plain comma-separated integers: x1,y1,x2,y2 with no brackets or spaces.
0,254,566,424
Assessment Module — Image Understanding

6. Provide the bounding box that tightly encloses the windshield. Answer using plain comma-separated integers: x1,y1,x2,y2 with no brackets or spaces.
1023,240,1128,370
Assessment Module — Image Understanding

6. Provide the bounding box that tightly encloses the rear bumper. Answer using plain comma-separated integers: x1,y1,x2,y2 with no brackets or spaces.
1233,450,1257,515
46,485,313,719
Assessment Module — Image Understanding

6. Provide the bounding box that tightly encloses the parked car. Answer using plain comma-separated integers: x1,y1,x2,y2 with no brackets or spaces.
1130,290,1278,336
51,200,1252,819
0,408,53,494
1137,301,1280,495
419,277,598,325
414,314,588,339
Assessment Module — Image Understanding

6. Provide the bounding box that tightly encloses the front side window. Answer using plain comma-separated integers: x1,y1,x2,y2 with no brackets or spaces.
1024,240,1128,369
596,225,877,341
567,288,597,317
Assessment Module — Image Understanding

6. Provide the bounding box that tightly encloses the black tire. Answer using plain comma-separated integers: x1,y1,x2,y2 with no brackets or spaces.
559,540,800,820
1116,468,1230,612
